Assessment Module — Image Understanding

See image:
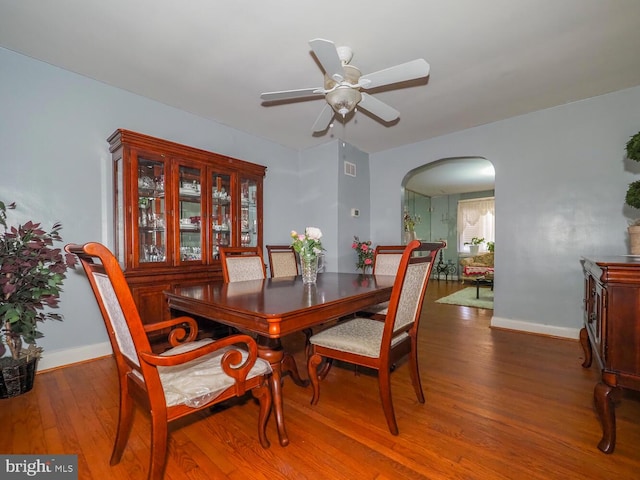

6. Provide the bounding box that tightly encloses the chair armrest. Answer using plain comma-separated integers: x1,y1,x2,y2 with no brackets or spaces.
139,334,261,384
143,316,199,345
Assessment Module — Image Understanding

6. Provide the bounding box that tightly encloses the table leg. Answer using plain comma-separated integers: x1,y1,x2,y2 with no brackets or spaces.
476,279,480,299
257,337,289,447
282,353,310,387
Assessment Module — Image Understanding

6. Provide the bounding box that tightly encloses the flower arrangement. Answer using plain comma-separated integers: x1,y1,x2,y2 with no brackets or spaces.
0,201,76,361
290,227,324,258
352,236,374,273
403,210,421,232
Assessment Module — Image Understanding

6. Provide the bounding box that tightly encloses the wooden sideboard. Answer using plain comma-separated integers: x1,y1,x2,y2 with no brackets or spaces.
580,256,640,453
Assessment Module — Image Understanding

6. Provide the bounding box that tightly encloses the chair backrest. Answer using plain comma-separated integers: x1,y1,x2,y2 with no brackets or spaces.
64,242,154,384
382,241,444,349
266,245,299,278
373,245,406,276
220,246,266,282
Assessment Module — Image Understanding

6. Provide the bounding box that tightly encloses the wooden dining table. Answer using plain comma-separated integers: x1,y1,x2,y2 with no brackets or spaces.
164,272,396,446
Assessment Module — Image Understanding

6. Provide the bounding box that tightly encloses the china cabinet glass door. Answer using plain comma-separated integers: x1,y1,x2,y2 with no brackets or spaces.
210,172,232,259
178,165,204,263
240,177,258,247
137,157,167,264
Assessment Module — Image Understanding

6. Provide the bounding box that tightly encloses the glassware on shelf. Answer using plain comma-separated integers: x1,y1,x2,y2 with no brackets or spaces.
180,246,201,261
142,244,165,263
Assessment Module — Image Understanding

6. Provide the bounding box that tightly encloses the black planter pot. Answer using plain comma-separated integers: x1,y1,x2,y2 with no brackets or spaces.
0,355,38,399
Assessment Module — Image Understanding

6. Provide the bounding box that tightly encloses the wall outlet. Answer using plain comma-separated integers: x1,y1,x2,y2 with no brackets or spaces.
351,208,360,217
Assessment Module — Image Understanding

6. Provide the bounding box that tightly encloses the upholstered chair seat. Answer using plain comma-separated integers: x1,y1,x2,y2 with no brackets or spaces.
158,338,271,407
309,318,409,358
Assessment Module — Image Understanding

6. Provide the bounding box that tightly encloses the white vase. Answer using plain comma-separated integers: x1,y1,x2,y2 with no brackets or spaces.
469,245,480,255
404,230,415,245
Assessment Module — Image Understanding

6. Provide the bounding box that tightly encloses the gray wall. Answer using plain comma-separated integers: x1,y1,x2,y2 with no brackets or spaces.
337,142,371,273
371,86,640,337
0,47,301,368
2,45,640,367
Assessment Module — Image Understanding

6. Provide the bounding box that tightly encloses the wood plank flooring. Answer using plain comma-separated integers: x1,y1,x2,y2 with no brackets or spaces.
2,280,640,479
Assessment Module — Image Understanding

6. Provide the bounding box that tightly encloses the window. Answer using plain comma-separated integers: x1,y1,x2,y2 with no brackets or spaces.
457,197,495,252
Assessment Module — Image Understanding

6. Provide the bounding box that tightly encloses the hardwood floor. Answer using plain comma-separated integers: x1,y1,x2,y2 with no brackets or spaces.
3,280,640,479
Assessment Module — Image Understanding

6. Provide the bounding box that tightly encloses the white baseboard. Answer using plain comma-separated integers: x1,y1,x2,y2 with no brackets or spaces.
38,342,113,372
491,316,580,340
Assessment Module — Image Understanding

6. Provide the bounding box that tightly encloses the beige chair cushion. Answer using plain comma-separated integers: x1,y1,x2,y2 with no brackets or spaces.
158,338,271,407
362,252,402,314
225,256,265,282
270,251,298,277
374,253,403,276
309,317,408,358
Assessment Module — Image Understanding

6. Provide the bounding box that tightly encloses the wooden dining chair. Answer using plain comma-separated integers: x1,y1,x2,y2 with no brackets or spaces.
219,246,266,282
307,240,444,435
266,244,299,278
360,244,406,316
65,242,272,480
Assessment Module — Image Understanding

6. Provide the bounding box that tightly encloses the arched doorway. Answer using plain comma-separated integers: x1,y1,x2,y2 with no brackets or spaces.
401,157,495,280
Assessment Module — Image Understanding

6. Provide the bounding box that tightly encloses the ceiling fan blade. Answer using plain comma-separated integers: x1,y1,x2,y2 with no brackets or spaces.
309,38,345,82
358,93,400,122
359,59,430,89
311,104,335,132
261,88,324,102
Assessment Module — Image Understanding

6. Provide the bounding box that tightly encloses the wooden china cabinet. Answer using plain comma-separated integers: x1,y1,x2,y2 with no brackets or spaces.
108,129,265,324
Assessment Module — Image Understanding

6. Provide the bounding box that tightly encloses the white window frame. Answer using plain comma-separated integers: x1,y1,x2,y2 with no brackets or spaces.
457,197,495,253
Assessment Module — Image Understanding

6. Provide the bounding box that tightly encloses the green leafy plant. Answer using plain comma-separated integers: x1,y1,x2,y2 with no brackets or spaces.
352,236,374,273
625,131,640,225
627,131,640,162
464,237,485,246
403,210,420,232
487,241,495,253
0,201,76,360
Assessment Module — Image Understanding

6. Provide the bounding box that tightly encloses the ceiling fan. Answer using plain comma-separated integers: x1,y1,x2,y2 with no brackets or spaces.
260,38,431,132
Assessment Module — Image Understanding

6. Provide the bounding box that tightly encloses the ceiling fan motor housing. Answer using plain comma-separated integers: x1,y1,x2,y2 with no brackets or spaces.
324,64,363,116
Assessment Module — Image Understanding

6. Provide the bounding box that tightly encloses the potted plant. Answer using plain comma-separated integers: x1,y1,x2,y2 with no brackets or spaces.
403,210,420,244
464,237,485,255
0,200,76,397
625,131,640,254
487,241,495,253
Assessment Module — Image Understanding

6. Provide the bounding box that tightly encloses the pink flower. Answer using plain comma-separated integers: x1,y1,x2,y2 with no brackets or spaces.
361,244,368,252
365,258,372,265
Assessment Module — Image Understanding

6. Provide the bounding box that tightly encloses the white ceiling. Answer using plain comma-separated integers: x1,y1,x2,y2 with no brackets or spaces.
1,1,639,194
406,157,495,197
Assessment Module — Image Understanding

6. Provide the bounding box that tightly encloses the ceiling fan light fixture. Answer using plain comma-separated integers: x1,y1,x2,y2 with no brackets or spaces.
326,86,362,117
